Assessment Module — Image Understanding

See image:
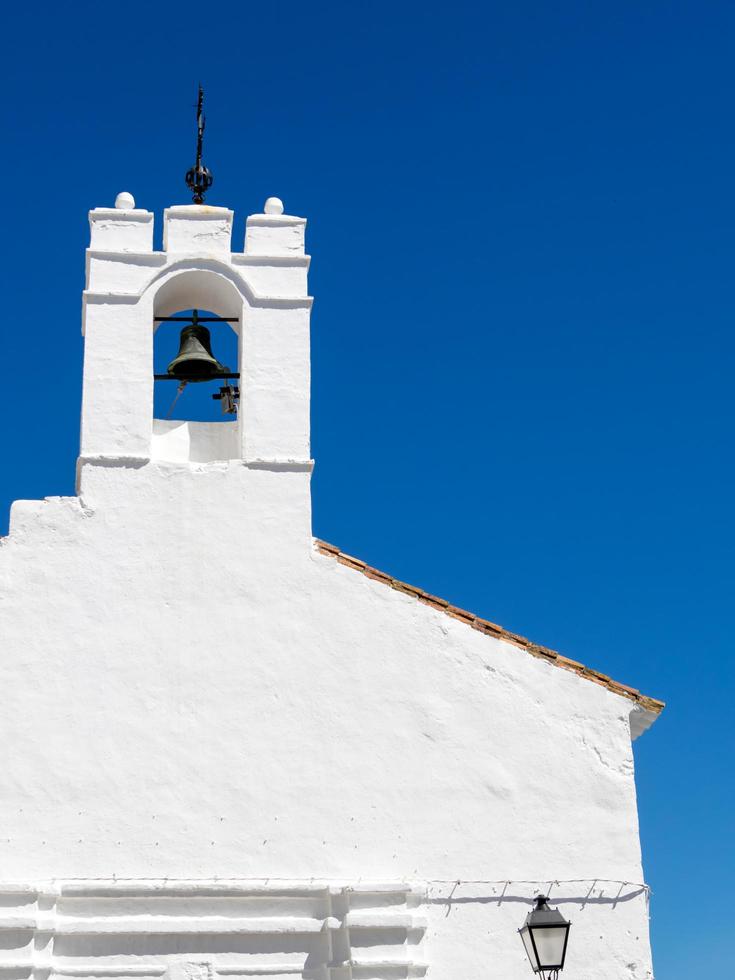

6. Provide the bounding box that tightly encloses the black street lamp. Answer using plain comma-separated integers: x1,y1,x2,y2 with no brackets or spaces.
519,895,571,979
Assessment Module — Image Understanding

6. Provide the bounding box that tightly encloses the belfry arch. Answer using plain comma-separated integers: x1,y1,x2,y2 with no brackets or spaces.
150,264,249,323
149,269,247,460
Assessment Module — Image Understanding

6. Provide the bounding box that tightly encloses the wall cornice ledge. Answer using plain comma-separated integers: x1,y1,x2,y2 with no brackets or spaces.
244,459,314,472
86,250,168,266
83,291,313,311
232,254,311,268
78,454,150,468
89,209,153,222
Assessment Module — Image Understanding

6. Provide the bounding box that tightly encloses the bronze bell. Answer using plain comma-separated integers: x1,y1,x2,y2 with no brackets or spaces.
167,324,226,382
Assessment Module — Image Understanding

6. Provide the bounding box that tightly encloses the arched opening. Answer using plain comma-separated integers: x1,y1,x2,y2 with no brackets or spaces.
153,309,239,423
149,268,246,463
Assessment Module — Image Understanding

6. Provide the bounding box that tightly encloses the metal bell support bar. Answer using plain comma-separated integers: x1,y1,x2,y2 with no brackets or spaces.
154,372,240,380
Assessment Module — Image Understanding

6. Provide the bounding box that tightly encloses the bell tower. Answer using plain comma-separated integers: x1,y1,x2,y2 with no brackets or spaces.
81,192,311,469
73,90,315,563
76,189,314,559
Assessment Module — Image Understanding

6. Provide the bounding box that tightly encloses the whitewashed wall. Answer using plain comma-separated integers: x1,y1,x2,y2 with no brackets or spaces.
0,199,659,980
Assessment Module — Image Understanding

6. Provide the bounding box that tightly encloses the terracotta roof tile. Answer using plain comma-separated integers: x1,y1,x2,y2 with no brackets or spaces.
556,655,586,671
363,566,394,586
473,620,506,638
390,579,421,597
315,539,665,717
418,593,450,609
528,644,558,661
316,541,340,556
445,605,476,625
337,553,367,572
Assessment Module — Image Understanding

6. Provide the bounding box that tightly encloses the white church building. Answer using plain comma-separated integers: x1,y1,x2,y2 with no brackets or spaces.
0,183,664,980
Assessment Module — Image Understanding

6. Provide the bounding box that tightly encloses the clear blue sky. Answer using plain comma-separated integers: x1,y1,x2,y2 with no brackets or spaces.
3,1,732,974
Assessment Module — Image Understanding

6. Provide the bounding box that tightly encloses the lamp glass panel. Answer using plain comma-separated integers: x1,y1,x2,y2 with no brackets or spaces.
529,926,568,968
520,926,540,971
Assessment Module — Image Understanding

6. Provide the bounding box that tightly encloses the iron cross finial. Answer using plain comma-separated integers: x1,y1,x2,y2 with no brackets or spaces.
185,85,213,205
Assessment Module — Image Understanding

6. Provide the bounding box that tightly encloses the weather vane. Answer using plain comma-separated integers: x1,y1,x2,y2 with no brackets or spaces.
185,85,213,205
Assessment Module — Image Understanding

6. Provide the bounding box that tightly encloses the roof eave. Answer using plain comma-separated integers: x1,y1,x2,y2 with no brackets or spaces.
314,539,665,734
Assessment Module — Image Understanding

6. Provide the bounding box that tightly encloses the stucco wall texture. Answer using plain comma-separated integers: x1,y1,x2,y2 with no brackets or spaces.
0,200,661,980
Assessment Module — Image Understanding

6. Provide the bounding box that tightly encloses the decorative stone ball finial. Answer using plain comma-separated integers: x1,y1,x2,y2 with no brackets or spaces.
115,191,136,210
264,197,284,215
